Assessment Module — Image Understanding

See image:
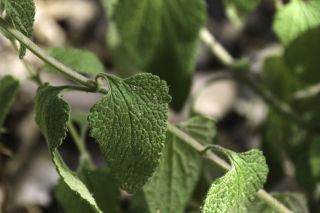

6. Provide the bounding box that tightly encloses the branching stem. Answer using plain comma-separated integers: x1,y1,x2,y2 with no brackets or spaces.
200,28,320,132
0,18,293,213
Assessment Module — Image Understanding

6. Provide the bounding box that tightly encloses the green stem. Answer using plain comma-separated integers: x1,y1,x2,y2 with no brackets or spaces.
167,123,292,213
0,18,97,90
67,122,94,169
200,28,320,132
0,18,293,213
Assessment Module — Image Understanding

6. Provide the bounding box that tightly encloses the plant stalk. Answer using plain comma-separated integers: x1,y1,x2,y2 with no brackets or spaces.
0,18,293,213
200,28,320,132
167,123,292,213
0,18,97,90
67,122,94,169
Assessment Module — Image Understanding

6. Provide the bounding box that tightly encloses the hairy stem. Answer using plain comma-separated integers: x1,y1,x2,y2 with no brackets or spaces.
0,18,292,213
0,18,97,90
11,41,96,169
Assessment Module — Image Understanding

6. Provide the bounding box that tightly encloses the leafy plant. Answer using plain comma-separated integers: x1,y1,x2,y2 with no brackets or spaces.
0,0,319,212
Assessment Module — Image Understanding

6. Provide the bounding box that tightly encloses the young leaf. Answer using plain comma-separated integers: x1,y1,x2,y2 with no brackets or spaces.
144,116,216,213
104,0,206,110
248,192,309,213
203,148,268,212
35,84,70,151
35,84,102,213
0,75,19,128
45,48,104,75
273,0,320,46
284,28,320,85
53,152,102,213
3,0,35,58
55,168,121,213
88,73,171,192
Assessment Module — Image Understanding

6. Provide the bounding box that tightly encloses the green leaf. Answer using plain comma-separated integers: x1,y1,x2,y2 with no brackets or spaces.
284,28,320,85
310,137,320,181
35,84,70,151
144,116,216,213
0,75,19,128
53,152,102,213
88,73,171,192
248,192,309,213
203,148,268,213
35,84,102,213
3,0,35,58
105,0,206,110
273,0,320,46
55,168,121,213
45,48,104,75
224,0,260,27
263,55,301,101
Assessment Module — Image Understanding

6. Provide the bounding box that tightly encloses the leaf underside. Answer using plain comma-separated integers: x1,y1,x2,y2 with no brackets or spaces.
203,149,268,213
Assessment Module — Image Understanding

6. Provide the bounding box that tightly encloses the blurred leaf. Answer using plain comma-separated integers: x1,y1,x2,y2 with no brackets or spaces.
273,0,320,46
104,0,206,110
0,75,19,128
2,0,35,57
224,0,260,27
203,148,268,213
45,48,104,75
55,168,121,213
248,192,309,213
310,137,320,181
88,73,171,192
144,116,216,213
284,28,320,85
263,55,301,101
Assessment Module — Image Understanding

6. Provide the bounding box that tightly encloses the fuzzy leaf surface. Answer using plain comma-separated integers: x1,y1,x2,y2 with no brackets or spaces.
35,85,70,151
203,149,268,213
88,73,171,192
273,0,320,46
0,75,19,128
35,85,101,213
46,48,104,75
144,116,216,213
106,0,206,110
3,0,35,57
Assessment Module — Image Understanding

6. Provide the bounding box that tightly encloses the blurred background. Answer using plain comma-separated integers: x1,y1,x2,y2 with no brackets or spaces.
0,0,315,212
